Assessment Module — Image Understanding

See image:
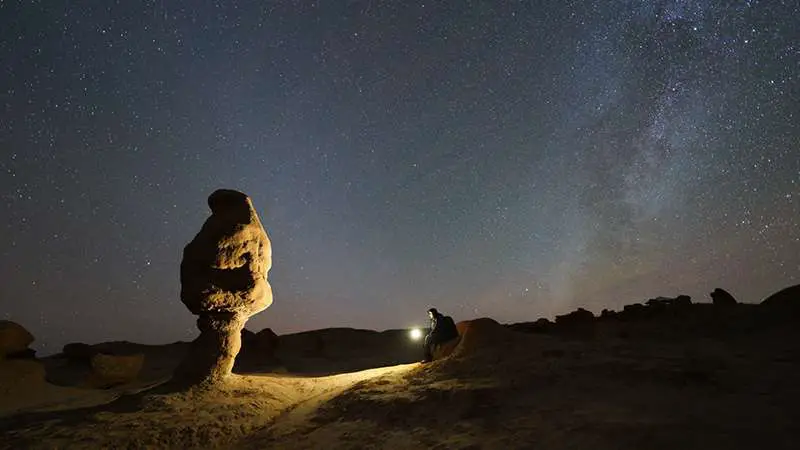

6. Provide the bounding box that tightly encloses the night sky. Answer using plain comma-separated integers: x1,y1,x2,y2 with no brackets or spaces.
2,1,798,355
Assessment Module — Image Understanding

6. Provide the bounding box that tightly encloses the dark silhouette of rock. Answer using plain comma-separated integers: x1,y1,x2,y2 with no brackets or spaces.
62,343,97,364
761,284,800,309
710,288,737,306
506,317,554,334
254,328,279,354
235,328,280,372
241,328,256,343
675,295,692,307
760,284,800,321
174,189,274,386
555,307,594,326
649,295,692,308
620,303,647,320
0,321,34,358
600,309,617,319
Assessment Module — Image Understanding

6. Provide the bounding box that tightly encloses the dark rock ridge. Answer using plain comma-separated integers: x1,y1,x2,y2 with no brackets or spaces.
507,285,800,339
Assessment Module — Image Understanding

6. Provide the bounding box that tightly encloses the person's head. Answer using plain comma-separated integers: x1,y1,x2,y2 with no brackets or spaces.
427,307,438,319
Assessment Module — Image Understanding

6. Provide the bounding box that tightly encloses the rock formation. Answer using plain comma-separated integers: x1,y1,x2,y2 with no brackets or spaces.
62,343,97,364
88,353,144,388
0,321,34,359
175,189,273,385
555,307,594,324
235,328,281,372
761,284,800,309
710,288,737,306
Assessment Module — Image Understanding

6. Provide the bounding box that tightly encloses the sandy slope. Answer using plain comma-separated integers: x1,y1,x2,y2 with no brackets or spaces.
0,364,419,449
1,319,798,449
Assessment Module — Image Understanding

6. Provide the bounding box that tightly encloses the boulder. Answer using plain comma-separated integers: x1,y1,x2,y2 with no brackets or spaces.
710,288,737,306
175,189,274,385
89,353,144,388
0,321,34,358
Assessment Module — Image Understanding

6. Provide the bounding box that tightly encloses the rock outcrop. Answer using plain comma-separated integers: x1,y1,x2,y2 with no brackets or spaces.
235,328,280,372
89,353,145,388
175,189,273,385
710,288,737,306
0,321,34,359
761,284,800,309
62,342,97,364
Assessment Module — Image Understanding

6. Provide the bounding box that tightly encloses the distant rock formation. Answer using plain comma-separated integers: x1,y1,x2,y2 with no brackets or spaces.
62,342,97,364
555,307,594,325
710,288,737,306
454,318,517,357
761,284,800,320
507,317,553,334
174,189,274,386
761,284,800,309
235,328,280,372
0,321,34,359
89,354,145,388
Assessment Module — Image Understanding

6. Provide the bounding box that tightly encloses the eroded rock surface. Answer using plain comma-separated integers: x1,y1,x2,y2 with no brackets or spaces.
175,189,273,385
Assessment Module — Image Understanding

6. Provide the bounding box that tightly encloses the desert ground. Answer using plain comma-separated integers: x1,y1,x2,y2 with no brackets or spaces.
1,287,799,449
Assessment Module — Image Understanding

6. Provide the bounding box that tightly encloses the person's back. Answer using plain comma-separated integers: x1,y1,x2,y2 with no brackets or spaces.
422,308,459,363
440,315,458,341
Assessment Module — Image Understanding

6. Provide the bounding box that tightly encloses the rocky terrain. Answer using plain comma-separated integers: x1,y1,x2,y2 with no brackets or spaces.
1,284,798,449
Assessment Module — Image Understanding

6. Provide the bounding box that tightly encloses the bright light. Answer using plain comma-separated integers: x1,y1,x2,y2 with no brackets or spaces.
409,328,423,340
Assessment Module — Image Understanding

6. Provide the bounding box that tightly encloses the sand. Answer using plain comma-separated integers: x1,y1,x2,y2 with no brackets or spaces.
1,318,798,449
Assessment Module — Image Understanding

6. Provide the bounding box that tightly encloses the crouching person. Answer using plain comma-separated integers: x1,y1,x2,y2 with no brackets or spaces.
422,307,459,363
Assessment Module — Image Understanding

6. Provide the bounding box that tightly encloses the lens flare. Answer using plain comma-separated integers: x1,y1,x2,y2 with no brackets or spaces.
409,328,423,340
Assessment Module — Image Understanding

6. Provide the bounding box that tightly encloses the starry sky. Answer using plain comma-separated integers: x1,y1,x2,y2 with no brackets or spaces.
1,1,798,355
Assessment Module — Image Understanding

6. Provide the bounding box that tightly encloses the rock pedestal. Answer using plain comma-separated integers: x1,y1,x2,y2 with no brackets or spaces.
175,189,273,386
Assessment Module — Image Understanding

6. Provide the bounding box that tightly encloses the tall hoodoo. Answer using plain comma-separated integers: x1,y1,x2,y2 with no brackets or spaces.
175,189,273,385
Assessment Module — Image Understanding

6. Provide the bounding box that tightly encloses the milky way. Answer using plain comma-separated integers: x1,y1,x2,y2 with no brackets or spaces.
1,1,798,354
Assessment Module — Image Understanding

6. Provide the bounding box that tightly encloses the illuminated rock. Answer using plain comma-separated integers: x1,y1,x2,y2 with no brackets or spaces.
175,189,273,385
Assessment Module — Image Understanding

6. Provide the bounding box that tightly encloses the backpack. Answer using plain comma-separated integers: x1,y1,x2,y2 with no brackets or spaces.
442,315,458,340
